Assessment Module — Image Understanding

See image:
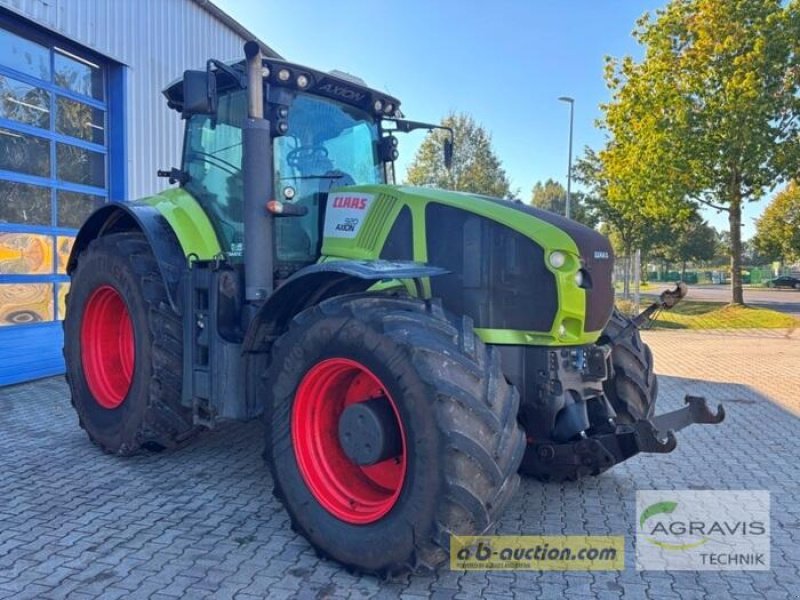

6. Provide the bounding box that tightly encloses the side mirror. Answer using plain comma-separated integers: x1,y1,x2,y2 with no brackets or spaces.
182,69,216,117
443,137,454,170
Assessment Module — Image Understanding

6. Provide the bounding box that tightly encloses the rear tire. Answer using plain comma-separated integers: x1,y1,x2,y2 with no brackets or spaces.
599,308,658,424
263,294,525,575
64,233,196,455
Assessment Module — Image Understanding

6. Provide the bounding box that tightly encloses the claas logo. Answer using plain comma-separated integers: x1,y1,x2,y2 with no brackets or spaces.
332,196,369,209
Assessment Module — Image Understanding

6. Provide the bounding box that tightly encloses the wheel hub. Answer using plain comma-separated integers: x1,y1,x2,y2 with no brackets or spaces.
338,396,403,466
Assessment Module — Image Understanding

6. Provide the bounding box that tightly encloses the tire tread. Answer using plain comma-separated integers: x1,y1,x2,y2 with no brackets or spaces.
64,232,196,454
600,308,658,423
264,293,525,576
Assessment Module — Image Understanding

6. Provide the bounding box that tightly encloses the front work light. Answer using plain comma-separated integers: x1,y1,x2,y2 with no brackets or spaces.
549,251,566,269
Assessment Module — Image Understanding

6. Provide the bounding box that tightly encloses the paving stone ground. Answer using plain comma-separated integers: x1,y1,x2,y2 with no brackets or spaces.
1,328,799,599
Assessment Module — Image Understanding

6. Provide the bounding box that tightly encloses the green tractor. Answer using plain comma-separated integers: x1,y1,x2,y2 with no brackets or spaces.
64,42,723,575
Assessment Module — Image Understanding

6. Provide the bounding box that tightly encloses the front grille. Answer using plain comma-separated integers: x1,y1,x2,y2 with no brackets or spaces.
426,203,557,332
468,196,617,334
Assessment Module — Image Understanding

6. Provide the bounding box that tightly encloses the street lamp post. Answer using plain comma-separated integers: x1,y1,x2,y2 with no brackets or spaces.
558,96,574,220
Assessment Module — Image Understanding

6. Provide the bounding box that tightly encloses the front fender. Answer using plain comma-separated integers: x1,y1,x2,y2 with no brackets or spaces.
241,260,448,353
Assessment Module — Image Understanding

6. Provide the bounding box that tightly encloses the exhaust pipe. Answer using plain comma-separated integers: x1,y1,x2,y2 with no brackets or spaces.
242,41,273,311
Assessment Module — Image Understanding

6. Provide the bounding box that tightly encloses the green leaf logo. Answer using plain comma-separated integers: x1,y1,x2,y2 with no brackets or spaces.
639,501,678,528
640,500,709,551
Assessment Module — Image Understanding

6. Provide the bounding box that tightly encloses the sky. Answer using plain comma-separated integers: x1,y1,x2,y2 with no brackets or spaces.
215,0,771,239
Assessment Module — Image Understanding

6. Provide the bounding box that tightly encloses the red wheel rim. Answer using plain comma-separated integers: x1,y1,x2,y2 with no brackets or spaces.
80,285,135,409
292,358,407,524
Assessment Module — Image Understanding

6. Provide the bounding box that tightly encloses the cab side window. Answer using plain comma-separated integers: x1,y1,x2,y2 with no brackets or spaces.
183,91,247,255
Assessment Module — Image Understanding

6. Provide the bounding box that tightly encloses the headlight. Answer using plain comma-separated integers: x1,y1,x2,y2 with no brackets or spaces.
373,99,383,112
574,270,584,287
278,68,291,82
296,74,309,88
558,323,568,338
549,251,566,269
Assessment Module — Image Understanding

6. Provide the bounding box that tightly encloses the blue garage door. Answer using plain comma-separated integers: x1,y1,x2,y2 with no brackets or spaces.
0,18,118,386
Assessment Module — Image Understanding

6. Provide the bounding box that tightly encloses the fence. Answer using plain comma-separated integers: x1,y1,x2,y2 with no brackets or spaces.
647,265,790,286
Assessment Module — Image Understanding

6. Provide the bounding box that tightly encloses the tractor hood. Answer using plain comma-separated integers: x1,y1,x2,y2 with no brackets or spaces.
320,185,615,345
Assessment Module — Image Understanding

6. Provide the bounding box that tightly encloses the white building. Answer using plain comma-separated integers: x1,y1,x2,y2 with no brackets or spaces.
0,0,279,385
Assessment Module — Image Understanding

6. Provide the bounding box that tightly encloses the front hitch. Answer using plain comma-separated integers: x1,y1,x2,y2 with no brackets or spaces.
606,282,688,346
646,395,725,438
520,287,724,481
630,395,725,452
521,395,725,481
631,281,688,328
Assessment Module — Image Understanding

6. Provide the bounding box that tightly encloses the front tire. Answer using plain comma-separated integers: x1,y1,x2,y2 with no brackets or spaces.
599,308,658,423
264,295,525,575
64,233,196,455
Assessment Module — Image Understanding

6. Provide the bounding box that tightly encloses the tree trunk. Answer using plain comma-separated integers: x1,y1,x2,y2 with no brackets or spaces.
681,261,687,280
729,195,745,305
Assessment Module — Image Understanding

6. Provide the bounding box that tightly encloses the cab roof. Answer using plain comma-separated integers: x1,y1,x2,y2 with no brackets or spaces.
163,57,401,118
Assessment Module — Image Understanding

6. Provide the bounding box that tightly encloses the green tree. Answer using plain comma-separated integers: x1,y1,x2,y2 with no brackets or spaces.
529,179,598,228
601,0,800,304
651,213,718,278
573,148,682,259
710,230,733,268
405,112,512,198
754,182,800,262
742,239,770,265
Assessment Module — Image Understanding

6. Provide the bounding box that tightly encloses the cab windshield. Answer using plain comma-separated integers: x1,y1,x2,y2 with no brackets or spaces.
275,94,382,187
181,91,381,266
273,94,382,266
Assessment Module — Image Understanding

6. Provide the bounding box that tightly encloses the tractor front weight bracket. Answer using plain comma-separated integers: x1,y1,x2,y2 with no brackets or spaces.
521,395,725,481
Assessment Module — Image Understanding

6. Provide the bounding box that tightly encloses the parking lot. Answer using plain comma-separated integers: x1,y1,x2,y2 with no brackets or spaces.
1,328,799,599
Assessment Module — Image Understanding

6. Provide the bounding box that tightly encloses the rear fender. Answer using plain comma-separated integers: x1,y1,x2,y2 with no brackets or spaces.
242,260,448,353
67,203,187,313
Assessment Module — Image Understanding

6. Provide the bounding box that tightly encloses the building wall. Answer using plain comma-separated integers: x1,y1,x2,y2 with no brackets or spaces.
0,0,259,200
0,0,274,386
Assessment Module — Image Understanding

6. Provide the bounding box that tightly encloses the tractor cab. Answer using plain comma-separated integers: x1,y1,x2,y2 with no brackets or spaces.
163,56,447,277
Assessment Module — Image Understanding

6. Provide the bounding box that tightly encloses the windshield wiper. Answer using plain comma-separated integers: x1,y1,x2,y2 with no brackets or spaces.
280,174,345,180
